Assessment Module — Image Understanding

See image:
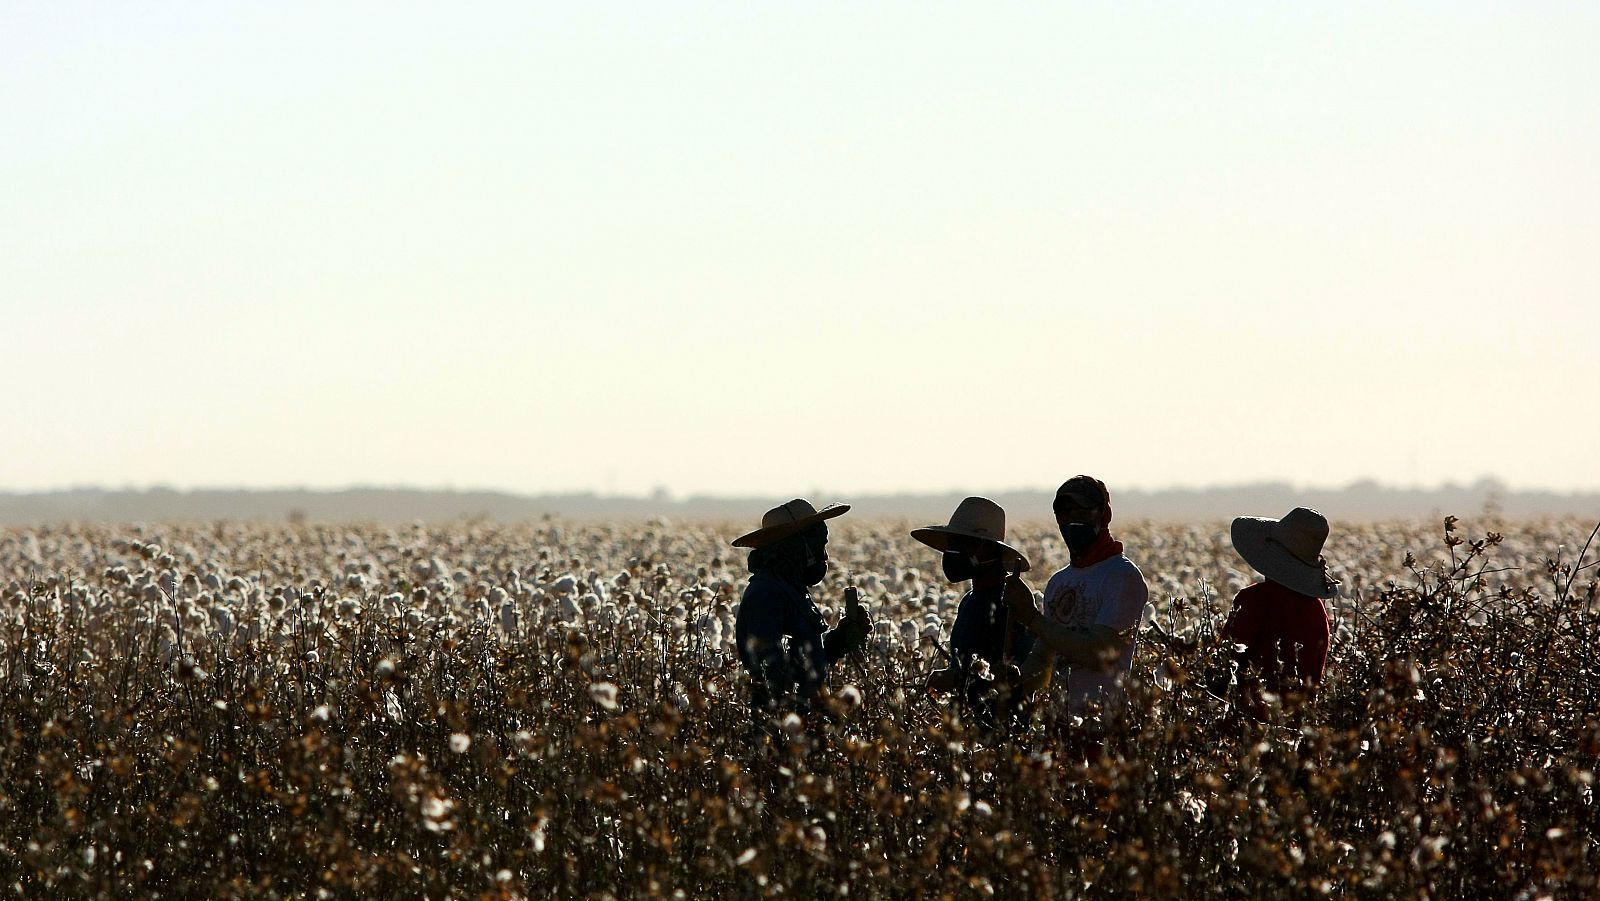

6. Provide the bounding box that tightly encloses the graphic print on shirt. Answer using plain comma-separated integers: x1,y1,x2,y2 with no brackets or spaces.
1047,583,1093,631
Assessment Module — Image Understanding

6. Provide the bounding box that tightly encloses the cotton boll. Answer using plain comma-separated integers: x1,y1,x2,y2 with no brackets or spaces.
589,681,619,711
558,596,582,622
210,605,234,640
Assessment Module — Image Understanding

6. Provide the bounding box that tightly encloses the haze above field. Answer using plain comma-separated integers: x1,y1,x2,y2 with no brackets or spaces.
5,3,1596,498
3,480,1597,525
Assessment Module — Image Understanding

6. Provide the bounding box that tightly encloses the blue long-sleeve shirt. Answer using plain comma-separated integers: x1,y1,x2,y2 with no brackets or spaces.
949,583,1034,679
734,572,842,711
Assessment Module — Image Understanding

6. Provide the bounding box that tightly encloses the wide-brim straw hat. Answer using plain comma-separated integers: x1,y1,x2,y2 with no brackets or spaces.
732,498,850,549
1231,507,1339,598
910,496,1031,573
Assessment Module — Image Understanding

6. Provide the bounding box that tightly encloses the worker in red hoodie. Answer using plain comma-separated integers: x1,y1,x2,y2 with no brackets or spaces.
1221,507,1340,722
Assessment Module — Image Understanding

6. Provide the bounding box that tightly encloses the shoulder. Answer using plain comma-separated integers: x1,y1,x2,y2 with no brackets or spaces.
1100,556,1149,596
1043,568,1073,598
1105,555,1145,580
740,574,800,609
1233,581,1269,604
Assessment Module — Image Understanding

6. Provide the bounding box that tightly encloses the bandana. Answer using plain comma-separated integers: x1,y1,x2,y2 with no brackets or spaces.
1069,528,1124,569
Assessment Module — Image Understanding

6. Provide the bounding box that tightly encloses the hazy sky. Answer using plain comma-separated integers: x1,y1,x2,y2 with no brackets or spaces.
5,2,1597,498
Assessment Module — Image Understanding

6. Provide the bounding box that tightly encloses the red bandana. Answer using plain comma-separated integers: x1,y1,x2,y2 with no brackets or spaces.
1069,530,1124,569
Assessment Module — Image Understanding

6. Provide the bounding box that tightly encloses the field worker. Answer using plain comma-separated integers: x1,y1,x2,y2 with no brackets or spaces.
913,497,1038,732
1221,507,1338,722
733,499,872,717
1005,475,1148,762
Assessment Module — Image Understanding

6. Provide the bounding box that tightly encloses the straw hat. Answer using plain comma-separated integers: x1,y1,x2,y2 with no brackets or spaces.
910,496,1031,573
1231,507,1339,598
732,498,850,549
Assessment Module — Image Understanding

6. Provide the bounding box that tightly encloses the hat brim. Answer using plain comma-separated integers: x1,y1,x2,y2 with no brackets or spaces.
1231,517,1337,598
910,527,1031,573
732,503,850,548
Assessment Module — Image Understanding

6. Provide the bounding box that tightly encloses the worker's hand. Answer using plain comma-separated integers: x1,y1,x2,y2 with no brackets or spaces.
829,599,871,656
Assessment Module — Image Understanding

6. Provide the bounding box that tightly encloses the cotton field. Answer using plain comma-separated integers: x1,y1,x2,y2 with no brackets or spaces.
0,515,1595,898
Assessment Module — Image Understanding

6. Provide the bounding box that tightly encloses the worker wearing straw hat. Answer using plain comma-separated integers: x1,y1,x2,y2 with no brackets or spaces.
914,497,1038,732
1005,475,1149,762
1221,507,1339,722
732,499,871,715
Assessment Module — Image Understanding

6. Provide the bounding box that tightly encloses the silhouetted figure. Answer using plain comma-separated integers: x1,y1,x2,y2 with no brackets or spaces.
733,499,871,718
913,497,1036,733
1006,476,1148,763
1222,507,1339,723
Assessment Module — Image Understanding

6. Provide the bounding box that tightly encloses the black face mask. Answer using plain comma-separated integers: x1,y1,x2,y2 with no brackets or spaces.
802,545,829,587
1062,522,1100,556
941,551,976,583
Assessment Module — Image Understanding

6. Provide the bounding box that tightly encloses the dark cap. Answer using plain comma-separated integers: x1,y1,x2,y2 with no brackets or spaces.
1054,475,1110,510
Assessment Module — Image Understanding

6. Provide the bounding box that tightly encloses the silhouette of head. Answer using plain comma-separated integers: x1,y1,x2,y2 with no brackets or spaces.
1054,475,1111,551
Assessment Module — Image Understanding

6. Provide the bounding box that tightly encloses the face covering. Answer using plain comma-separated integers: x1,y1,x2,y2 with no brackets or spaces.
1063,522,1100,556
800,528,830,586
941,551,976,583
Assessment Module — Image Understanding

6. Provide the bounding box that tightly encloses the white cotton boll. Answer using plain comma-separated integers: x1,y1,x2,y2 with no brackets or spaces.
549,575,578,597
338,598,361,620
345,572,368,592
900,621,919,645
202,573,224,591
210,605,234,640
183,606,209,634
558,596,582,621
838,684,862,708
1140,603,1155,628
488,586,508,605
449,733,471,754
589,681,619,711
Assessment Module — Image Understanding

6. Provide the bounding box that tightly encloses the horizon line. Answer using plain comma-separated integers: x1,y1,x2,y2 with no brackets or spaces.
6,476,1598,500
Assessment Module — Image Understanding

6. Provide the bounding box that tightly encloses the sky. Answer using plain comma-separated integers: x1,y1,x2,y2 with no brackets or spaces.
4,2,1597,498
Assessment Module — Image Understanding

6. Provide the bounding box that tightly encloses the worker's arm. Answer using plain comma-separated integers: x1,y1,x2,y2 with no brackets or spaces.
1004,576,1131,671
